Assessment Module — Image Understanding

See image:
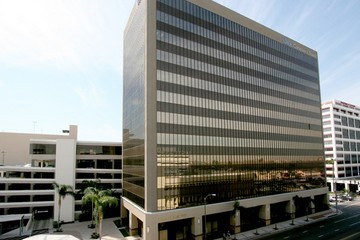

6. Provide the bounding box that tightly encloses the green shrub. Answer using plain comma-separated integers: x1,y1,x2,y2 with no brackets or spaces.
91,232,100,239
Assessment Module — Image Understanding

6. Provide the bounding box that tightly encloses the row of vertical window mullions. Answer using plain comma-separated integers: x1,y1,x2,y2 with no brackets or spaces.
156,64,319,114
157,30,320,101
156,1,317,69
156,28,317,80
156,26,318,85
155,18,320,187
156,101,322,132
155,18,319,89
155,46,320,109
342,141,360,151
158,64,317,123
156,52,319,101
155,23,320,95
341,115,360,128
123,2,146,207
155,144,324,156
155,2,324,207
155,11,318,82
155,12,318,83
155,80,320,124
156,80,320,120
156,122,323,144
342,128,360,139
157,42,319,105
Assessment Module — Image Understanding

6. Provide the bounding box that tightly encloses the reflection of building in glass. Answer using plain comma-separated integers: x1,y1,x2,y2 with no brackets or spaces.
322,100,360,192
122,0,328,239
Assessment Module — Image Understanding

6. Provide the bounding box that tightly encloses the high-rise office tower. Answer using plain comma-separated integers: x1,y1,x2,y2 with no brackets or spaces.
123,1,327,239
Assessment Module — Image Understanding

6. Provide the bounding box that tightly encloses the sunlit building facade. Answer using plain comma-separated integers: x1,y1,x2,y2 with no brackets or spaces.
0,126,122,236
123,0,328,239
322,100,360,192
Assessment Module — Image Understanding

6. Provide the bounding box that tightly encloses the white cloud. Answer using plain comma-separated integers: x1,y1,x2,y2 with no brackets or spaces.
322,51,360,86
0,0,128,70
0,1,77,66
73,82,104,108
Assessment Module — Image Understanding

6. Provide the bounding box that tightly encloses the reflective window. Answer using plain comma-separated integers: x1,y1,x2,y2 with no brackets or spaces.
151,0,325,211
341,116,348,126
77,145,121,155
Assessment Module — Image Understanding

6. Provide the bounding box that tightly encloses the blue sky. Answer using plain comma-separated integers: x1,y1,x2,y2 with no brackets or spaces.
0,0,359,142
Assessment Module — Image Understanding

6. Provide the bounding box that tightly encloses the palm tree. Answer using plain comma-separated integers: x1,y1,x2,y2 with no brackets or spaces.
53,182,75,232
97,190,118,239
78,179,102,193
82,188,118,239
77,179,102,227
82,187,100,229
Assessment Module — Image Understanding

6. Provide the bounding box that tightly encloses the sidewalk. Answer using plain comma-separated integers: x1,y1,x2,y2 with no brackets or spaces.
0,208,338,240
56,218,124,240
216,207,339,240
57,210,336,240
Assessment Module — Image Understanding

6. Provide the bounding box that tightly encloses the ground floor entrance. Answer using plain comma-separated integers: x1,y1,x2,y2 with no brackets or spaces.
122,188,329,240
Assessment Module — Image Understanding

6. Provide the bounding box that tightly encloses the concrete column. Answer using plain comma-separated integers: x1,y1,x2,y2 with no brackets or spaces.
345,182,350,191
309,196,315,214
120,201,127,220
191,216,203,240
54,139,76,223
330,181,336,192
286,199,294,222
144,218,158,240
230,210,241,234
129,213,139,236
259,204,271,225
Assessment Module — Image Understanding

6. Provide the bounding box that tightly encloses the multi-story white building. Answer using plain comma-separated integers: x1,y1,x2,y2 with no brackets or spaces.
0,125,122,235
322,100,360,192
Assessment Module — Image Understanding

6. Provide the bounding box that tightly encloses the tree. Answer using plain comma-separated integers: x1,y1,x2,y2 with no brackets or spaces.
233,200,240,215
82,186,100,229
78,179,102,193
82,188,118,239
53,182,75,232
77,179,102,227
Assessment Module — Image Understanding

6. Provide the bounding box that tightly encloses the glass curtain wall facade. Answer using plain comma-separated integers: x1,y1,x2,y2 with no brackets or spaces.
155,0,325,211
123,1,146,208
123,0,325,212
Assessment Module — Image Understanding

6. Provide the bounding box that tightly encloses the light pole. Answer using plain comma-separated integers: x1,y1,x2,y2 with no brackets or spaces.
204,193,216,240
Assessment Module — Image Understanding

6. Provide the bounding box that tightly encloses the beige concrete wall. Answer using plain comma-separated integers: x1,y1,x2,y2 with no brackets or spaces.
0,125,77,166
54,138,77,223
